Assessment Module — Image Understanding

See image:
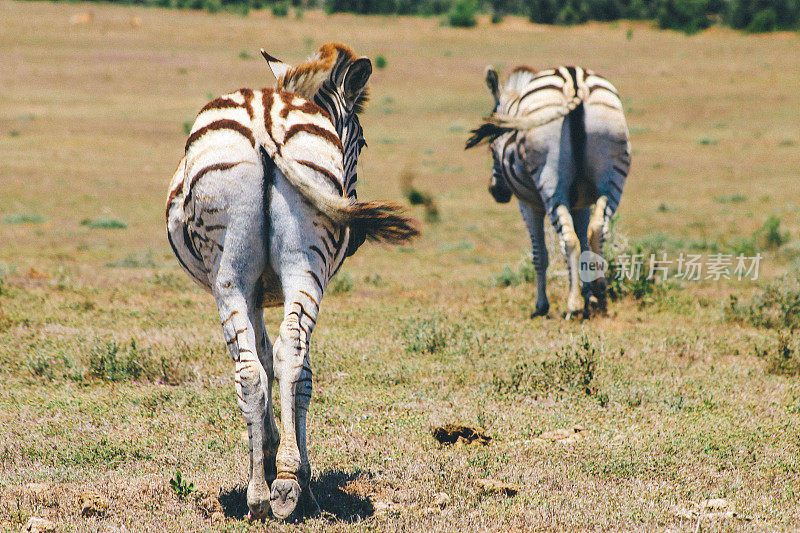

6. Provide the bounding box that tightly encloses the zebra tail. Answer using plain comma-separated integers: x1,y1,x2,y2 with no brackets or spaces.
567,102,588,183
275,159,420,244
465,121,511,149
344,201,420,244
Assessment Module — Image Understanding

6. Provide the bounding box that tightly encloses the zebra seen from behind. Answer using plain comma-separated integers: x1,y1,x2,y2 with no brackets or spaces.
466,65,631,318
166,43,419,520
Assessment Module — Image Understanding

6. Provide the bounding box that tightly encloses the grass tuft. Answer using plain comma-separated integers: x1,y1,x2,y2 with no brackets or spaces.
4,212,47,224
399,315,456,354
493,335,600,397
81,217,128,230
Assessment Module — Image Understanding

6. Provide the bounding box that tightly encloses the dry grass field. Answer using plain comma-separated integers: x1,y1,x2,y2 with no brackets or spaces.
1,1,800,530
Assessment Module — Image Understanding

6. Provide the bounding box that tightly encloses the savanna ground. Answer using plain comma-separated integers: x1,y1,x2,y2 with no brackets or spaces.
1,2,800,530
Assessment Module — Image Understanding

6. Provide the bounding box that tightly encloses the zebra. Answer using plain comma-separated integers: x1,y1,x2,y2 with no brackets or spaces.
166,43,419,520
465,65,630,319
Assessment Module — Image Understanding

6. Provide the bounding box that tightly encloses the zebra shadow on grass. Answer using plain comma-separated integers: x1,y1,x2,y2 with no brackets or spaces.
218,469,375,523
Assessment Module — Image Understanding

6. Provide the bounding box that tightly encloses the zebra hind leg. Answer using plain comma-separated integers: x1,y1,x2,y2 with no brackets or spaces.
252,309,280,490
572,207,592,319
587,196,610,315
520,203,549,317
270,290,320,520
555,205,584,319
214,284,272,519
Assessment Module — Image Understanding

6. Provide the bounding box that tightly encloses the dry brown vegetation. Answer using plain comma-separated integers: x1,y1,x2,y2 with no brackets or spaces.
1,1,800,531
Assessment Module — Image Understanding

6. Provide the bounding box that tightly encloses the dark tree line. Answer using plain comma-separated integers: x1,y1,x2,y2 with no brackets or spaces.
49,0,800,32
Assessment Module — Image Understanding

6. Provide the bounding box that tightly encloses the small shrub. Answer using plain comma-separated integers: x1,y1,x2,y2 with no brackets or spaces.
754,330,800,376
401,170,440,222
170,471,196,500
81,217,127,230
605,243,667,305
725,276,800,331
237,49,253,60
328,271,354,295
271,1,289,17
493,335,600,397
400,315,455,354
88,340,146,382
755,215,788,250
491,260,536,287
375,54,388,69
24,351,81,381
446,0,478,27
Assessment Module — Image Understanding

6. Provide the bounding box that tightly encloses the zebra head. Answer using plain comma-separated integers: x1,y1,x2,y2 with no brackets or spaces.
262,43,371,198
464,66,513,204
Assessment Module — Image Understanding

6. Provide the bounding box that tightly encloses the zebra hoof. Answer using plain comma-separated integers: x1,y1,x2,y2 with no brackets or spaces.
563,310,584,321
531,305,549,318
246,480,271,520
270,477,301,520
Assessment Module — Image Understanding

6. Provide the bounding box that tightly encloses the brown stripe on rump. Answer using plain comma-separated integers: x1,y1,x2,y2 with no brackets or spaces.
284,124,343,152
262,89,275,143
588,84,619,97
278,91,333,123
296,160,344,196
185,119,255,152
199,98,244,115
239,88,255,119
529,83,564,94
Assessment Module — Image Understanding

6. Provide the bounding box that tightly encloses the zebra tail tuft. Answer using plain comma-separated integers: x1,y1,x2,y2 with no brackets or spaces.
465,121,511,149
345,201,421,245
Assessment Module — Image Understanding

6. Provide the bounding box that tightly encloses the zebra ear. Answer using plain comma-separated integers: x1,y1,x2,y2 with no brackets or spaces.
485,66,500,105
261,49,291,81
344,58,372,100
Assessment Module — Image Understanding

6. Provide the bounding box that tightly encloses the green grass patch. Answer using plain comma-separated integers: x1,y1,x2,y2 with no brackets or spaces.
4,212,47,224
80,217,127,230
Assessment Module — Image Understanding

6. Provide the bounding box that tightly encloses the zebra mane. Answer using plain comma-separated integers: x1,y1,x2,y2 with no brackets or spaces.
276,43,369,114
